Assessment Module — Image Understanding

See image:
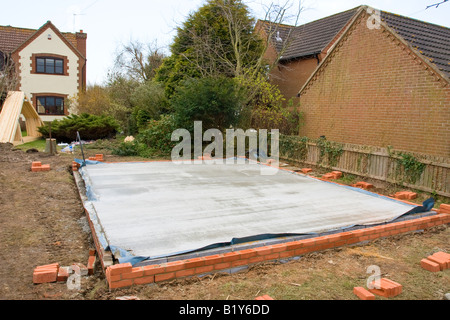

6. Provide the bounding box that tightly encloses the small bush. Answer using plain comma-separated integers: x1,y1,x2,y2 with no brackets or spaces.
38,113,119,143
112,114,179,158
138,114,179,156
112,140,152,158
171,76,242,132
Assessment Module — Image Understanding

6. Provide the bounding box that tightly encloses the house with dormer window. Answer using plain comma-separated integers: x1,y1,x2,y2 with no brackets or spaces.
0,21,87,122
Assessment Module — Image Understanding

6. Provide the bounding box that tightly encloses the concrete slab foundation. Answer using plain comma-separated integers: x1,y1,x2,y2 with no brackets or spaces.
76,159,433,265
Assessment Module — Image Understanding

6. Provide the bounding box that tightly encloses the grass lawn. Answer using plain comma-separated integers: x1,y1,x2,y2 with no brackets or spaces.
15,138,67,153
15,139,47,152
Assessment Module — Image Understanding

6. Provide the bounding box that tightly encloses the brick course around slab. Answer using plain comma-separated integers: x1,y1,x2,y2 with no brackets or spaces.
103,211,450,289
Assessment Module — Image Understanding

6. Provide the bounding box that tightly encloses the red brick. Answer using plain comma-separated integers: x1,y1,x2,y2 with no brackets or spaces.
431,251,450,262
109,279,133,289
87,255,96,275
195,265,214,274
249,255,265,264
231,259,249,267
164,260,186,272
176,268,196,278
239,249,257,259
270,243,288,253
285,241,303,250
222,252,240,262
322,173,336,180
133,276,155,285
394,191,418,200
184,257,205,269
427,255,448,271
108,273,122,282
353,182,374,190
332,171,343,178
439,204,450,214
254,246,273,256
264,253,280,261
57,267,69,282
33,264,59,284
35,263,59,270
421,258,440,272
299,238,316,247
353,287,376,300
203,255,223,266
108,263,132,276
301,168,312,174
122,267,145,279
294,247,312,255
279,251,296,259
143,265,165,276
214,262,232,270
369,278,402,298
155,273,175,282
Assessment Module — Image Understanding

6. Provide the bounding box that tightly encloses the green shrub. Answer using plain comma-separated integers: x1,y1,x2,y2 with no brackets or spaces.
112,140,152,158
171,76,242,132
112,114,179,158
38,113,119,143
138,114,179,156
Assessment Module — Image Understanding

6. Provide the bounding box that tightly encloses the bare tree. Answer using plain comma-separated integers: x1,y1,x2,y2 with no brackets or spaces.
113,40,166,83
0,51,19,107
182,0,303,102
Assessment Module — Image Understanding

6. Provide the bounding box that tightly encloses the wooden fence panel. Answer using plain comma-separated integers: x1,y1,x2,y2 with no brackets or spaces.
278,137,450,198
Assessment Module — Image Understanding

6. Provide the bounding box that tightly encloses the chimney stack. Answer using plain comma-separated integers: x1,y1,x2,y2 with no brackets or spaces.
76,30,87,91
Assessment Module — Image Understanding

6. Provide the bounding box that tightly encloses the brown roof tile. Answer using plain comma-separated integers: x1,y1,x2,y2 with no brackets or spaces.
0,23,79,54
0,25,35,53
267,6,450,78
265,7,360,61
381,10,450,78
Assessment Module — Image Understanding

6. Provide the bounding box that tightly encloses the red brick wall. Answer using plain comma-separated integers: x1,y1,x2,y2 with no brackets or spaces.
298,12,450,158
270,57,318,105
105,211,450,289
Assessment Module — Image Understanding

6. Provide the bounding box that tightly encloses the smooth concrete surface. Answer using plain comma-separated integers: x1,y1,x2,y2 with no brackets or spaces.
80,160,416,258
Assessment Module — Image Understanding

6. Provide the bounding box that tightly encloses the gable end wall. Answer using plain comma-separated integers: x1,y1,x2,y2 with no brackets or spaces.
299,12,450,157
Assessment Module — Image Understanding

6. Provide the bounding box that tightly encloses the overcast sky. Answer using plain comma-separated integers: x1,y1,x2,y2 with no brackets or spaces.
2,0,449,85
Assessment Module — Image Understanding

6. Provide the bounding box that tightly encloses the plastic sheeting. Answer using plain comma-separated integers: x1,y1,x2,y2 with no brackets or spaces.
76,159,433,265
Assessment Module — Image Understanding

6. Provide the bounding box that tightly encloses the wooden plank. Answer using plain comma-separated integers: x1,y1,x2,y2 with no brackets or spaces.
0,92,44,144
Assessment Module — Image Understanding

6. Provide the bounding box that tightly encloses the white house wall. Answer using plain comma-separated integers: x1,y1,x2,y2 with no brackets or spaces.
18,27,79,122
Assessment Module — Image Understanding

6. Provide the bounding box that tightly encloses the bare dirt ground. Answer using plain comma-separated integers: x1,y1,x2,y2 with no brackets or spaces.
0,142,448,300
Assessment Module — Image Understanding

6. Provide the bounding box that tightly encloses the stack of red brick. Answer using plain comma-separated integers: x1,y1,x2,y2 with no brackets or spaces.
33,249,97,284
322,171,342,180
31,161,51,172
72,161,80,172
392,191,418,200
421,252,450,272
352,181,374,190
33,263,62,284
354,278,403,300
88,154,104,162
